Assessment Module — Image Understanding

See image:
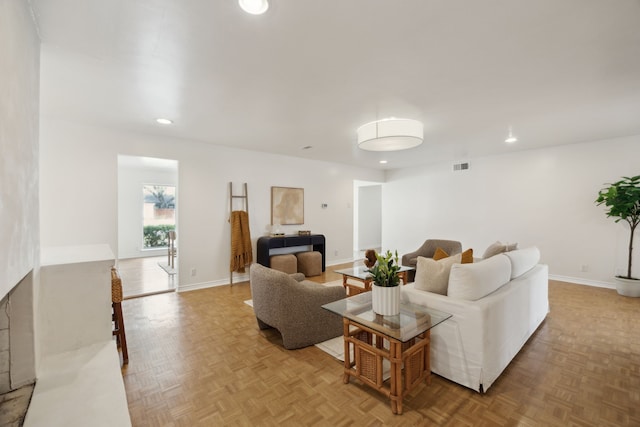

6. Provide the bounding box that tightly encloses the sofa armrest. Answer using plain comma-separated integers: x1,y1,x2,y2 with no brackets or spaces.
289,272,305,282
401,251,419,267
298,281,346,305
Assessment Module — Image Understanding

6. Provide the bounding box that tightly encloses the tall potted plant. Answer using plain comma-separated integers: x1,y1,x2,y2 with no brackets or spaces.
367,250,401,315
595,175,640,297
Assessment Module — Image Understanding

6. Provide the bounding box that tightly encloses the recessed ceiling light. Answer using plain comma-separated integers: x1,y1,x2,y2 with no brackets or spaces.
239,0,269,15
379,160,388,164
156,118,173,125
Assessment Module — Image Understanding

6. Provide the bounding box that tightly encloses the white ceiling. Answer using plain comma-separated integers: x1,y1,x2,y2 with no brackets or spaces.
31,0,640,169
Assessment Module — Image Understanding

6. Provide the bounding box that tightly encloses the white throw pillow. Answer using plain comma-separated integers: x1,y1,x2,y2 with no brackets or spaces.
414,253,462,295
448,254,512,301
504,246,540,279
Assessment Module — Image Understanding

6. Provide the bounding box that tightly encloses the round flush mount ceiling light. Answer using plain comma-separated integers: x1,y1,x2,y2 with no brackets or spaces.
156,118,173,125
357,118,424,151
239,0,269,15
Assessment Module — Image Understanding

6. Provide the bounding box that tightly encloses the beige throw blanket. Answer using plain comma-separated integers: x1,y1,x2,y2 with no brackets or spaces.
230,211,253,273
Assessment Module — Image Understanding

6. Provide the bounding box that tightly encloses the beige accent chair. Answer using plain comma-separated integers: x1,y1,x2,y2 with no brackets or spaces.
249,263,345,349
402,239,462,281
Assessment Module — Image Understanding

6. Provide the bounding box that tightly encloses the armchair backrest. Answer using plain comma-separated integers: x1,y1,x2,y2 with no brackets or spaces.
419,239,462,257
402,239,462,267
249,262,345,349
249,263,298,326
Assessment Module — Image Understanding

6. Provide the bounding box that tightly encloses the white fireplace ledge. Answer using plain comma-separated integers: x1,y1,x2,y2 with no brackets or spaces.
24,340,131,427
41,244,115,267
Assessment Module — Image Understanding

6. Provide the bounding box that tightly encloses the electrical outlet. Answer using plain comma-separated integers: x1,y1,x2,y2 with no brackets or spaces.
580,264,589,272
191,268,197,277
334,250,338,256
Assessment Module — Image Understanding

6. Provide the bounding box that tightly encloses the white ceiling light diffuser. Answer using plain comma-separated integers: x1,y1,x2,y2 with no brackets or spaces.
357,118,424,151
505,127,517,143
239,0,269,15
156,118,173,125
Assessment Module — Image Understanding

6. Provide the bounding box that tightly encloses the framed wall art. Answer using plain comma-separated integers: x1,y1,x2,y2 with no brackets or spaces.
271,186,304,225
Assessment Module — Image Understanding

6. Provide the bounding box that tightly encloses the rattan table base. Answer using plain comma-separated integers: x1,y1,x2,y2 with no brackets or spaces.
341,318,431,415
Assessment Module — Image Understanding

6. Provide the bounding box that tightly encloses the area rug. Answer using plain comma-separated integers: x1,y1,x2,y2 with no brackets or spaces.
315,336,347,361
244,299,253,307
158,262,177,275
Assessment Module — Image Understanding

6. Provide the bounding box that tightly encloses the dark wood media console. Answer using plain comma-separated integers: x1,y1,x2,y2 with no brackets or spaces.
256,234,326,271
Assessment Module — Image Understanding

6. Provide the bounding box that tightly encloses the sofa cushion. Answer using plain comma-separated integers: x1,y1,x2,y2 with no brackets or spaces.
434,247,474,264
482,241,518,259
414,253,462,295
448,254,512,301
504,246,540,279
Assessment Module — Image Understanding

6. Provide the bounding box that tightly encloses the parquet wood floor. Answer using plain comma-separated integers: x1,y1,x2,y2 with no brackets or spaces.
120,269,640,426
117,256,176,298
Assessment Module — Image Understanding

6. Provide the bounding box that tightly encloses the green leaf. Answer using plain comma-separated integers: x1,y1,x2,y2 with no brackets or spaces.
595,175,640,278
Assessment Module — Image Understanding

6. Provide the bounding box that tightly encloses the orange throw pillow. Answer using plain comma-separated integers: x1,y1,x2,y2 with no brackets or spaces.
433,247,449,260
433,247,473,263
461,248,474,264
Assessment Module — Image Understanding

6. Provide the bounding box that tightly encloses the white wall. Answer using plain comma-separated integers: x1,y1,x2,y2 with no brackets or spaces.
357,185,382,250
0,0,39,389
383,135,640,287
117,158,178,259
40,119,384,289
0,0,40,300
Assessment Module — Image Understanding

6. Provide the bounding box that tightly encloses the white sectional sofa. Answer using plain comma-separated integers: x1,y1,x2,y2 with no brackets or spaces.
400,247,549,392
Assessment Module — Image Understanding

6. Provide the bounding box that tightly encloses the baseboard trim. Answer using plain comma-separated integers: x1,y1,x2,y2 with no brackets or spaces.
327,258,355,266
548,274,615,290
178,272,250,293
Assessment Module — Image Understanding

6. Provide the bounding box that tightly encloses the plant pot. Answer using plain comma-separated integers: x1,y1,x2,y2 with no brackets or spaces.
371,284,400,316
614,276,640,297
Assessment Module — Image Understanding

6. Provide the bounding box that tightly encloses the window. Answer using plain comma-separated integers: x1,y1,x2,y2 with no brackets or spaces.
142,184,176,248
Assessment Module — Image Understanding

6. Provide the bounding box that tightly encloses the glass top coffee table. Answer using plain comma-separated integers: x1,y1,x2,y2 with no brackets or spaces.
334,265,414,296
322,293,451,414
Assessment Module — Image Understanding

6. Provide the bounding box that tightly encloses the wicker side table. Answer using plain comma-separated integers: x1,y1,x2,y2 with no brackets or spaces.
322,293,451,415
342,319,431,414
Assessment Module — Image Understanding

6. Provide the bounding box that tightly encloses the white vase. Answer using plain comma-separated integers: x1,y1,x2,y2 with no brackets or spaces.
614,277,640,297
371,284,400,316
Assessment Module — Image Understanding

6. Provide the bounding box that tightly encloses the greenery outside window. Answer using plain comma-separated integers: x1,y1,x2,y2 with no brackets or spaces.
143,184,176,248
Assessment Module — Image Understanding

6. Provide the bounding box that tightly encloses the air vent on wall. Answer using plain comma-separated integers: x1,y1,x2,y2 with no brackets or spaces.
453,162,470,171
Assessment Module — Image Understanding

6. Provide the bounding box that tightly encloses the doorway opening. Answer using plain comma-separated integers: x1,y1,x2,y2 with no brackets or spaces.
117,155,179,298
353,180,383,260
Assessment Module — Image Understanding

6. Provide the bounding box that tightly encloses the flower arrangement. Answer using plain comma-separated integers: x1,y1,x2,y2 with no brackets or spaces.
366,250,401,287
